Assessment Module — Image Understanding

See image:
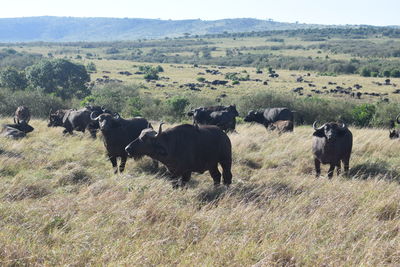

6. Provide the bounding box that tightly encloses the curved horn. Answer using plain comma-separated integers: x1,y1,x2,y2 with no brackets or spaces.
312,121,318,130
157,122,164,136
49,108,53,116
396,114,400,124
114,112,120,119
340,122,347,128
313,121,325,130
90,111,101,121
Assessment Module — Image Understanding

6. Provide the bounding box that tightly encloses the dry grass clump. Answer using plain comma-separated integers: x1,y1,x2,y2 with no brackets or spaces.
1,119,400,265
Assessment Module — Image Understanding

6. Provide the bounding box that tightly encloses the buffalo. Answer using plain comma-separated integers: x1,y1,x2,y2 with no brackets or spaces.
48,106,111,138
312,121,353,178
244,108,294,131
14,106,31,124
2,121,34,139
389,115,400,139
125,123,232,187
187,105,239,132
91,112,152,173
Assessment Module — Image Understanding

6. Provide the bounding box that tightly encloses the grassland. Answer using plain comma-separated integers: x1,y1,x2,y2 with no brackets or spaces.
1,119,400,265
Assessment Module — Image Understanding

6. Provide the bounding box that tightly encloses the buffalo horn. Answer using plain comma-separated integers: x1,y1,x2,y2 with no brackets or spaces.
313,121,325,130
114,112,120,119
396,114,400,124
157,122,164,136
90,112,100,121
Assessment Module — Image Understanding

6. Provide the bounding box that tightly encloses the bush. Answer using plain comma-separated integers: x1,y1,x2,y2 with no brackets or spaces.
166,96,190,120
351,104,376,127
197,77,206,82
390,69,400,78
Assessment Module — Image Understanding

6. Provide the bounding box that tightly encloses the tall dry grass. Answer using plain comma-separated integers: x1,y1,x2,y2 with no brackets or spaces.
1,119,400,266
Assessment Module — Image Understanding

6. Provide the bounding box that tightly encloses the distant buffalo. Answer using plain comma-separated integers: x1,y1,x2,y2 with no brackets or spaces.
48,106,111,138
187,105,239,132
14,106,31,124
312,121,353,178
125,124,232,187
91,112,152,173
244,107,294,131
389,114,400,139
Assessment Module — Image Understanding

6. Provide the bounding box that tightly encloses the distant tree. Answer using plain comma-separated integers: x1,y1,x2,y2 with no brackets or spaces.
167,96,190,118
86,62,97,72
0,67,28,91
390,69,400,78
25,59,90,99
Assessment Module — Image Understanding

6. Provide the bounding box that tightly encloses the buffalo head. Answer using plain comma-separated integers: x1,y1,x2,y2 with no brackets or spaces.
227,104,239,117
48,109,63,127
389,129,399,139
313,121,347,141
90,112,121,131
125,123,166,159
244,110,262,122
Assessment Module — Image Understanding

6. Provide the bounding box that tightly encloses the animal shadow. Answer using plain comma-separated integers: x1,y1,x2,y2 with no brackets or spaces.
197,182,304,205
349,161,400,182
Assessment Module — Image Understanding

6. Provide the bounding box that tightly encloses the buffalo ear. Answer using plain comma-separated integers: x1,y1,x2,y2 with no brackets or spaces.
313,129,325,137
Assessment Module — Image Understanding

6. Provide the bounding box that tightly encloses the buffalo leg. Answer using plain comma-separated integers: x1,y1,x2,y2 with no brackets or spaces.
336,161,341,176
181,172,192,187
314,158,321,178
343,157,350,176
110,156,118,174
88,128,97,139
327,164,335,179
209,165,221,186
220,160,232,186
119,155,127,173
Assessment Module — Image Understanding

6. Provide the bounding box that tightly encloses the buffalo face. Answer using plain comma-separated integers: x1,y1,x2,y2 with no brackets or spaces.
91,113,120,131
48,114,63,127
313,121,347,141
227,105,239,117
389,129,399,139
244,110,259,122
125,124,166,159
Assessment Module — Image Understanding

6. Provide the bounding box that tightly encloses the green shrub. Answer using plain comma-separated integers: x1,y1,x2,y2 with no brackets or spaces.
197,77,206,82
166,96,190,119
351,104,376,127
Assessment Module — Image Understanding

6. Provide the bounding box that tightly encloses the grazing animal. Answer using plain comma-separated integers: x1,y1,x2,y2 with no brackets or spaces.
312,121,353,178
14,106,31,124
125,124,232,187
268,120,294,133
91,112,151,173
187,105,239,132
48,106,111,138
244,108,294,131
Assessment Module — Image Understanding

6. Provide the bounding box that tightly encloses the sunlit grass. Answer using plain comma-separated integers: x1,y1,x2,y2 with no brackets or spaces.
1,119,400,265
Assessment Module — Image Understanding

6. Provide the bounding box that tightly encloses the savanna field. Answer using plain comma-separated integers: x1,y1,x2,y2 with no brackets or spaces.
1,28,400,266
1,119,400,266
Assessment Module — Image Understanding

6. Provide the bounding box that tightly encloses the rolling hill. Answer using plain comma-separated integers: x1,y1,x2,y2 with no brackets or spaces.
0,16,326,42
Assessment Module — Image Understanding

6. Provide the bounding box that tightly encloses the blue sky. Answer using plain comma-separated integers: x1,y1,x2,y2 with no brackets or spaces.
2,0,399,26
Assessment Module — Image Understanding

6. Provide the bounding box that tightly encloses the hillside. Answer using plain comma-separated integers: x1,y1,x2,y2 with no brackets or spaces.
1,119,400,265
0,16,326,42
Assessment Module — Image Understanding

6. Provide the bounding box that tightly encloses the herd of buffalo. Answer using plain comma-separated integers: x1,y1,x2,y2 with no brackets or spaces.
2,103,399,187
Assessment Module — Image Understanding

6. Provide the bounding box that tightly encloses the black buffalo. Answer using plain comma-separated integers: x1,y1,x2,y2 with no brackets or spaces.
14,106,31,124
312,121,353,178
244,108,294,131
125,124,232,187
389,114,400,139
48,106,111,138
187,105,239,132
91,112,152,173
2,121,34,139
